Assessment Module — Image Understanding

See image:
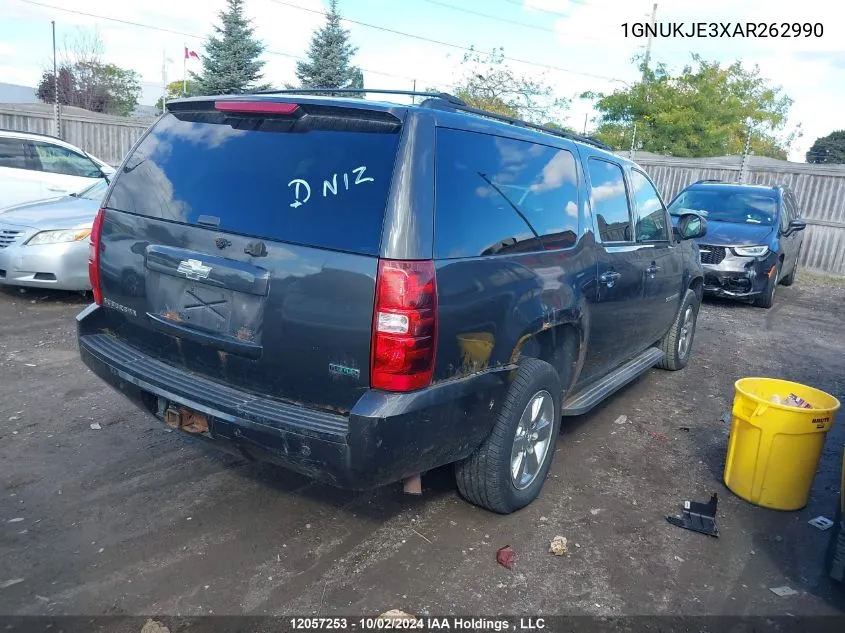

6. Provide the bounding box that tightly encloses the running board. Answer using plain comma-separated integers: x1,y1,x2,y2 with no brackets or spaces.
562,347,664,416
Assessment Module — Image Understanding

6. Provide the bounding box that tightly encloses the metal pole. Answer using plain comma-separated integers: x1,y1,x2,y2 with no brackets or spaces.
583,112,588,134
52,20,61,139
739,118,753,183
411,79,416,104
642,3,657,81
182,44,187,96
629,122,637,160
161,50,167,113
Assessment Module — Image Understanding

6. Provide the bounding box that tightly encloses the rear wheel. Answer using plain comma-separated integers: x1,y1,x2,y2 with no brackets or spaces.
657,289,700,371
455,358,562,514
754,264,779,308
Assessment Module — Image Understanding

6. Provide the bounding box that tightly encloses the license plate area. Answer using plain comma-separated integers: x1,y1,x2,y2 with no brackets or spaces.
145,274,265,347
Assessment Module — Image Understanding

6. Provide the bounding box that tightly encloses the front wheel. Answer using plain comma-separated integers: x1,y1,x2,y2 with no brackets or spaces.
754,264,779,308
657,289,700,371
455,358,562,514
781,254,799,287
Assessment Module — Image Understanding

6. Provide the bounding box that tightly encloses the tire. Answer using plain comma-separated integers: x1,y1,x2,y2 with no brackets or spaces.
754,263,780,308
657,289,700,371
781,254,798,287
455,358,562,514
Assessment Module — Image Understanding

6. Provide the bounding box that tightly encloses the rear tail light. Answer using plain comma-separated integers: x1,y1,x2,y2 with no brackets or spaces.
214,101,299,115
371,260,438,392
88,208,104,305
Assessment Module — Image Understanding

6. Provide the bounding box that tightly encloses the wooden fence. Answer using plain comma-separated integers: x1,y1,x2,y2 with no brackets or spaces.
0,102,154,167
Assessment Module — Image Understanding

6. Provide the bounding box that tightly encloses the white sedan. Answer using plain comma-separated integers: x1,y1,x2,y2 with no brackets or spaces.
0,129,114,209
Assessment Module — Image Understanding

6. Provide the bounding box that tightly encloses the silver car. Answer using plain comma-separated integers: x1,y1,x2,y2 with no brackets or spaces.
0,179,107,291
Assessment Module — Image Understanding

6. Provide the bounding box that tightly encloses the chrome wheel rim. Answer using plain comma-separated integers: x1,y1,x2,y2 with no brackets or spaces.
510,390,555,490
677,306,695,359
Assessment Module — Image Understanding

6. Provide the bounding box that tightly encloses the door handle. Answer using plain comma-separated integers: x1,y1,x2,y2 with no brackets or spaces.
600,271,621,287
46,186,65,192
646,263,662,277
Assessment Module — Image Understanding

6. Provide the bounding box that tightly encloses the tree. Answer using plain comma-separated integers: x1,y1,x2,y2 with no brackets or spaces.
193,0,268,95
156,79,200,110
36,29,140,116
451,47,568,124
294,0,363,93
806,130,845,164
584,55,795,159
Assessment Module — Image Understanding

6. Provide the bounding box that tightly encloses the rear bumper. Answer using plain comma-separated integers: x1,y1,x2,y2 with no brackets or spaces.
77,304,508,489
702,253,777,298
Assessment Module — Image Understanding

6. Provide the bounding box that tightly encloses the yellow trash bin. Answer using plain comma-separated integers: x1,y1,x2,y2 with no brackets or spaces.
724,377,840,511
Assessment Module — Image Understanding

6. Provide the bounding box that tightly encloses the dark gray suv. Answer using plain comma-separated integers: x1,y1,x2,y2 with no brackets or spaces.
78,90,706,513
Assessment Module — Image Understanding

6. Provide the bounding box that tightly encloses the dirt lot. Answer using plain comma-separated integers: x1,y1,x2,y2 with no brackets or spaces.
1,274,844,618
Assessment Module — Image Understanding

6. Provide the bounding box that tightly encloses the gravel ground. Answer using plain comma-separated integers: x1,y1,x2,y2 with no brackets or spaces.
1,273,843,618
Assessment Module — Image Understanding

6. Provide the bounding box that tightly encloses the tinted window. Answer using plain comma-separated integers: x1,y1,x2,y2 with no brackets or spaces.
0,138,30,169
668,188,777,226
106,111,401,256
434,128,579,258
629,169,669,242
32,142,101,178
587,159,632,243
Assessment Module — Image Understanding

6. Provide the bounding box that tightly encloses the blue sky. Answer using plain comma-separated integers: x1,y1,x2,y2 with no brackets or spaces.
2,0,843,161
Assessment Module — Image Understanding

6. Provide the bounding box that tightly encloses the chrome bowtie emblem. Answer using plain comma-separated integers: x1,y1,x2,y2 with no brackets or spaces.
176,258,212,280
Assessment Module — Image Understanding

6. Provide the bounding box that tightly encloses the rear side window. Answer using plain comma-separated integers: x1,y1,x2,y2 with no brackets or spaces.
0,138,31,169
106,109,401,256
434,128,579,258
587,159,632,243
32,141,101,178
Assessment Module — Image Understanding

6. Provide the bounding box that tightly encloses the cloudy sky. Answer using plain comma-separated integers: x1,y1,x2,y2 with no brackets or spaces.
1,0,842,161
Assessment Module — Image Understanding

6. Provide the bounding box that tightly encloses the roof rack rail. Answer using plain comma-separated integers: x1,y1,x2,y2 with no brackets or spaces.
249,88,467,106
240,88,611,151
0,127,59,140
692,179,727,185
420,100,612,151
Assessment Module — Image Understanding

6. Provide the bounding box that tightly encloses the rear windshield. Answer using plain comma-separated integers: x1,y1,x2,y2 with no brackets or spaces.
669,188,778,225
105,109,401,255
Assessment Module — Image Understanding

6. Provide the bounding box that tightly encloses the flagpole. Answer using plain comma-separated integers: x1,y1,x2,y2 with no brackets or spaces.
183,44,187,96
161,49,167,114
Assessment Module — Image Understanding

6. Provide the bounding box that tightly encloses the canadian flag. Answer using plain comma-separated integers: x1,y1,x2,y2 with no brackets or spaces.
184,47,200,60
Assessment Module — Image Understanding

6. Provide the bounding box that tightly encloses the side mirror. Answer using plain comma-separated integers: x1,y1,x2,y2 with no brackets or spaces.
788,219,807,233
677,213,707,240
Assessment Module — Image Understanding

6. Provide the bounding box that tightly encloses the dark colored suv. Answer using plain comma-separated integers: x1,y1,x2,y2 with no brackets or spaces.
668,180,806,308
77,91,706,513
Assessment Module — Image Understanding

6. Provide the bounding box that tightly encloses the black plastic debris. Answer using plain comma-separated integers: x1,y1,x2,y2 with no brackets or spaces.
666,493,719,537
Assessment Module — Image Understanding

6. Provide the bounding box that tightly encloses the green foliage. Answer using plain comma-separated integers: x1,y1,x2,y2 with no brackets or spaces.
587,55,794,159
294,0,363,93
806,130,845,164
452,47,568,124
541,121,577,135
98,64,142,116
193,0,268,95
36,62,141,116
156,80,200,110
